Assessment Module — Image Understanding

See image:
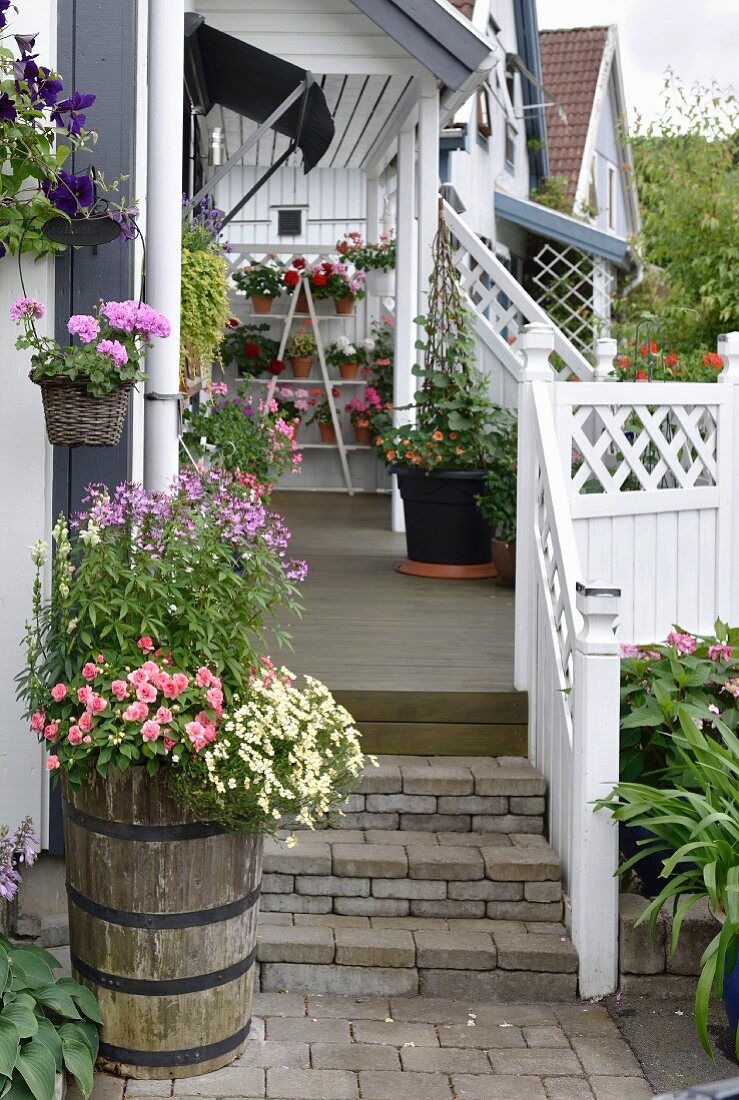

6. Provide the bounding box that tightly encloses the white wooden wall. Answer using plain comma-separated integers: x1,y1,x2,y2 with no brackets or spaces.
0,0,56,842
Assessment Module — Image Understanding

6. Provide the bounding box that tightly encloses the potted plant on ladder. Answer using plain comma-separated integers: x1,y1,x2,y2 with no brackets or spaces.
375,207,516,578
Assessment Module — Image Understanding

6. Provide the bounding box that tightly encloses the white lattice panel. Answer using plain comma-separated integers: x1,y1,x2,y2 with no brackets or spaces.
532,244,614,357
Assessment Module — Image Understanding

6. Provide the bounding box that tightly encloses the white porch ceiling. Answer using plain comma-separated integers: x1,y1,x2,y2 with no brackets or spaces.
210,72,413,171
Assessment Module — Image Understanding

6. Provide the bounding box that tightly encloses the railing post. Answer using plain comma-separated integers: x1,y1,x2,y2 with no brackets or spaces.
571,580,621,999
594,337,617,381
717,332,739,623
514,324,555,700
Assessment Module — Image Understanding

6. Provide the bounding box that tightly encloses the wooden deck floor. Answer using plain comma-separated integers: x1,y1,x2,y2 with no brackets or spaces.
274,492,516,694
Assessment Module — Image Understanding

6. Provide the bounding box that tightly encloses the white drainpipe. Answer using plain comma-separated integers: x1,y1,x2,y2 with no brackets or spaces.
143,0,184,492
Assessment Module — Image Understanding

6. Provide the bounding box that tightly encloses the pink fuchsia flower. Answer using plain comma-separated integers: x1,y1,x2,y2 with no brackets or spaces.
81,662,99,681
78,712,93,733
96,339,128,368
136,682,157,704
31,711,46,732
708,643,733,662
111,680,128,700
46,755,60,771
155,706,173,724
67,726,83,746
67,314,99,343
196,667,213,688
666,631,697,655
141,720,161,742
620,644,640,658
44,723,59,743
172,672,189,694
89,694,107,715
10,298,45,321
51,683,68,702
138,636,155,653
186,721,209,751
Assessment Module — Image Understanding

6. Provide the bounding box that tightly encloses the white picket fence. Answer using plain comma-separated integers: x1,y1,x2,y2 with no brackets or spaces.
513,323,739,996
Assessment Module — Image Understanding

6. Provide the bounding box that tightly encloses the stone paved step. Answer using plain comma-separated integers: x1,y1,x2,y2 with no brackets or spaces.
255,916,578,1000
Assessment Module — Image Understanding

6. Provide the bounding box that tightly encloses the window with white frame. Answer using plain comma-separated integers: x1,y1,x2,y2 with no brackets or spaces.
606,164,617,232
477,86,492,139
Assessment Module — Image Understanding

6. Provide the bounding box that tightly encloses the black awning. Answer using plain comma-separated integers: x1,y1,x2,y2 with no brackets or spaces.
184,14,334,173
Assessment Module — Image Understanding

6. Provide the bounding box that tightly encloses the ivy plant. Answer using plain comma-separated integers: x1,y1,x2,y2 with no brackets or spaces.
0,937,101,1100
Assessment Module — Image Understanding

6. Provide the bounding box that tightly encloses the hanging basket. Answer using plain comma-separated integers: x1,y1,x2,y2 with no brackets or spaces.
42,213,122,247
32,373,133,447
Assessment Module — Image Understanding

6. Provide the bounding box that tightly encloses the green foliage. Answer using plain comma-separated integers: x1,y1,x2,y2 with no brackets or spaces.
336,230,396,272
286,328,316,358
618,622,739,784
221,322,280,378
597,709,739,1058
529,175,573,215
180,248,231,374
0,937,100,1100
232,261,284,299
624,75,739,350
477,416,518,540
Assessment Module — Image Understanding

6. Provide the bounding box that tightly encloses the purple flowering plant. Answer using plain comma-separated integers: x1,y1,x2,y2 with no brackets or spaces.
0,10,135,257
0,815,38,903
619,619,739,784
11,296,170,396
18,470,307,746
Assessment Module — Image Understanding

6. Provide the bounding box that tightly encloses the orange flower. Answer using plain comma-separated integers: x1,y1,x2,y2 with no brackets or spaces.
450,432,457,440
432,430,443,442
386,450,396,461
455,446,466,455
405,450,415,461
376,438,384,446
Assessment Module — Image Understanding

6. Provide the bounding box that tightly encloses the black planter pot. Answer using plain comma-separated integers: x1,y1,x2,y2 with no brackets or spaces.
42,213,122,247
619,821,696,899
390,466,494,577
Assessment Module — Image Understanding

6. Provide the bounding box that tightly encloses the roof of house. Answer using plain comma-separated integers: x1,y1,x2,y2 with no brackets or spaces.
539,26,609,196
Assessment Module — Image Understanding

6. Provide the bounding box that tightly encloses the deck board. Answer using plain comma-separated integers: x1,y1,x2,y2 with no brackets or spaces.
273,492,516,694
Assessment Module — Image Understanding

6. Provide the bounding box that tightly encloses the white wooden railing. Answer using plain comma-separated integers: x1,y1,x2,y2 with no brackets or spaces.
515,325,739,997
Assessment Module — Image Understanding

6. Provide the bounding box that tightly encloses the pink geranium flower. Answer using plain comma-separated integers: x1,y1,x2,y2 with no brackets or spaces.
46,756,60,771
51,683,68,702
10,297,45,321
141,720,160,742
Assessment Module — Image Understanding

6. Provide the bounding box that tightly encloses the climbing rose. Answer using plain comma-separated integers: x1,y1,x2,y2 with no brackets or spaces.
51,683,67,702
46,755,60,771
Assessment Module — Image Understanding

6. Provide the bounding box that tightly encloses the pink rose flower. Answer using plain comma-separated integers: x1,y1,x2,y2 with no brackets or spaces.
51,683,68,702
31,711,46,732
155,706,173,724
111,680,128,700
128,668,149,686
196,667,213,688
141,720,161,742
137,636,155,653
44,722,59,743
78,712,93,733
172,673,189,695
82,662,99,681
163,737,177,752
77,686,93,706
90,695,107,714
161,677,178,699
83,735,92,744
186,721,208,751
142,661,160,677
68,726,83,746
46,755,60,771
133,701,149,720
123,705,139,721
136,682,157,704
206,687,223,710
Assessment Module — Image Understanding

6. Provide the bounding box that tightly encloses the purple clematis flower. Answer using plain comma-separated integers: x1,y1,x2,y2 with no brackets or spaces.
42,170,95,216
111,205,138,242
0,93,17,122
14,33,38,56
36,67,63,107
51,90,95,136
0,0,11,30
14,56,38,85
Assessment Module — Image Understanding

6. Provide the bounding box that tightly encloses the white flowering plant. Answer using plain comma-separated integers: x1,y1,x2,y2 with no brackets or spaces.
325,334,374,368
169,664,370,835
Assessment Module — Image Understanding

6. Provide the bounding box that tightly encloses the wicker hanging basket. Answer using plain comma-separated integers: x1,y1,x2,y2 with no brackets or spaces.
31,373,133,447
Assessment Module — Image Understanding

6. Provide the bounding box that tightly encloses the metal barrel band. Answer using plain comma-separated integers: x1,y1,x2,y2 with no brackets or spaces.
71,946,257,996
99,1019,252,1068
62,799,227,841
66,882,260,929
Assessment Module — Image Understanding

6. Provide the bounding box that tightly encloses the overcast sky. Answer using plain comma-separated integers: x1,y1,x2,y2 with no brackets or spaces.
535,0,738,129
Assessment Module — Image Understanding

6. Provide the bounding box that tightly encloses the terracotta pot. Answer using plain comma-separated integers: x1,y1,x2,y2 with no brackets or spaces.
319,422,339,444
491,538,516,586
339,361,360,380
250,295,273,314
289,356,314,378
334,296,355,315
353,424,374,445
296,291,309,314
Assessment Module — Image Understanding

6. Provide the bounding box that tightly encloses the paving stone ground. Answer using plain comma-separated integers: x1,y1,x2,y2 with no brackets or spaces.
70,994,654,1100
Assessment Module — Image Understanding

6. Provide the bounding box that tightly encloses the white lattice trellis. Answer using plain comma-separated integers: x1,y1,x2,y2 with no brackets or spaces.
532,244,615,355
535,460,576,721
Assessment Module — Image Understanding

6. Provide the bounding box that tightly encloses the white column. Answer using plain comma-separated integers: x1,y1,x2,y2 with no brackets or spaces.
594,337,617,381
365,171,381,329
591,258,612,345
571,581,621,998
416,81,439,319
143,0,184,492
514,324,555,696
717,332,739,622
391,122,417,533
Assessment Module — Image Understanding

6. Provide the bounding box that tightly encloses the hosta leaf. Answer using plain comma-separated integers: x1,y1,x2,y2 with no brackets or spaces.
15,1040,56,1100
31,986,80,1021
30,1021,61,1073
1,1078,35,1100
61,1036,93,1098
0,1004,37,1041
58,1022,97,1066
0,946,9,994
55,981,101,1024
8,955,53,992
0,1018,20,1079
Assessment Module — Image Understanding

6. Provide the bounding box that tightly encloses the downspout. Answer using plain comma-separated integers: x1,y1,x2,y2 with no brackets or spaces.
143,0,184,492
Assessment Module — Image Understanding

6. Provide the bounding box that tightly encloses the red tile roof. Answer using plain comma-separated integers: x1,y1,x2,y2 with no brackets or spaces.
539,26,610,200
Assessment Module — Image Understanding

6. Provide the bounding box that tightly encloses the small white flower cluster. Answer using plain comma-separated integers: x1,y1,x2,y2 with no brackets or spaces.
335,334,357,357
200,671,366,831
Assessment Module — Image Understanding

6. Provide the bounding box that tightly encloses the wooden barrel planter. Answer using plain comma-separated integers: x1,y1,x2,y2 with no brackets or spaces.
62,768,263,1080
